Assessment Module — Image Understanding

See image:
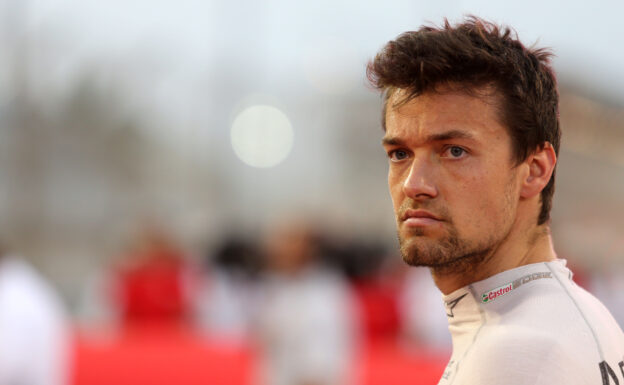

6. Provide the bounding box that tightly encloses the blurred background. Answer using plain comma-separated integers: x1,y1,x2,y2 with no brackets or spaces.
0,0,622,384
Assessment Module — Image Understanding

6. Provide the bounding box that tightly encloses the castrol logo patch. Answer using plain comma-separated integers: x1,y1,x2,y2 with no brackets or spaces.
481,272,552,303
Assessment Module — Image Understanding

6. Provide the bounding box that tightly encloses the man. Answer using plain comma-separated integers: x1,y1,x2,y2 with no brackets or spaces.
367,17,624,384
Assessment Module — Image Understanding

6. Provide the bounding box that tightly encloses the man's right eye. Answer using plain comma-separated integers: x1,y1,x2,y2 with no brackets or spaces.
389,149,409,161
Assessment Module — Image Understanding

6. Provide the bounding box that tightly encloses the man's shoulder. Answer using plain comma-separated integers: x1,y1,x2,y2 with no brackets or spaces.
462,328,592,384
526,276,624,352
473,325,567,354
490,271,624,347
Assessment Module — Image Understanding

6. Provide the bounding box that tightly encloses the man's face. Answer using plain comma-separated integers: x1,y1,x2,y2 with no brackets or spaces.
382,88,522,273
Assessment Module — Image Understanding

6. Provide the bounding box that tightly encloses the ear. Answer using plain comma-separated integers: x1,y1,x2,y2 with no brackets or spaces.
520,142,557,199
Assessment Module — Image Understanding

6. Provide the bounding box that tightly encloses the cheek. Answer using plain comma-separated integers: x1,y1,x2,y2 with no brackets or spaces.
449,174,507,229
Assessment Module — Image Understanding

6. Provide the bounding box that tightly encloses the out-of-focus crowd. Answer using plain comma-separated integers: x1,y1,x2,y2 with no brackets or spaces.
1,218,622,385
79,218,451,385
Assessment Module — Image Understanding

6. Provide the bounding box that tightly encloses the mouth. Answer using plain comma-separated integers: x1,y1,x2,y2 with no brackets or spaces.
401,209,443,227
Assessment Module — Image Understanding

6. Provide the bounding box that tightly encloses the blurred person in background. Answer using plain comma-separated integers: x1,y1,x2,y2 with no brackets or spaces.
193,236,261,342
327,241,402,347
368,16,624,384
112,222,193,328
0,248,70,385
590,263,624,329
254,219,356,385
398,267,451,351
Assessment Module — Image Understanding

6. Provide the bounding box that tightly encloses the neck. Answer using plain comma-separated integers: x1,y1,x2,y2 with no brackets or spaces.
431,224,557,295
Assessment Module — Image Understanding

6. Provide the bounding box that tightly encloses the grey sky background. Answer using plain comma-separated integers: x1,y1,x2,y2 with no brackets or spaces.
23,0,624,105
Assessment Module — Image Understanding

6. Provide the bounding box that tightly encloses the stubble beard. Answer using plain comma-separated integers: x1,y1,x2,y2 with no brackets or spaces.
397,179,516,276
398,225,498,276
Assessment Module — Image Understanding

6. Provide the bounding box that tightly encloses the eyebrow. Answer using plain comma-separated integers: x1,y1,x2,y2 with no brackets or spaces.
382,129,476,146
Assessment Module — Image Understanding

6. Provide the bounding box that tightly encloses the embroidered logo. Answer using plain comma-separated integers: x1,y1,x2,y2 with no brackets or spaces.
481,272,552,303
445,293,468,317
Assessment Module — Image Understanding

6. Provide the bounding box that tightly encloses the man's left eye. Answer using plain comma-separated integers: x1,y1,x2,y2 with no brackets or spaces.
445,146,466,158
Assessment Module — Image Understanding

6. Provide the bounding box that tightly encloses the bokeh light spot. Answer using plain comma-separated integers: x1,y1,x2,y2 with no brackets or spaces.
230,105,294,168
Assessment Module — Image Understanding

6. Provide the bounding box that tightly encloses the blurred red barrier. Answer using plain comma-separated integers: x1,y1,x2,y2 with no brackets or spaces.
73,327,447,385
73,327,256,385
354,342,448,385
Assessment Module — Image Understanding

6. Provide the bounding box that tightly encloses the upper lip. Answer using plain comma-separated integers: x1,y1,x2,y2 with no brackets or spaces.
402,209,442,221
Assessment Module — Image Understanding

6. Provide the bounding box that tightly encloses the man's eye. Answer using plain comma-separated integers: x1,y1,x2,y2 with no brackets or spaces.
389,150,409,161
444,146,466,158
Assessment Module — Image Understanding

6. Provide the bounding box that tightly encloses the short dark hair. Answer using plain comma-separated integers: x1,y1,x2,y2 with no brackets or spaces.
367,16,560,225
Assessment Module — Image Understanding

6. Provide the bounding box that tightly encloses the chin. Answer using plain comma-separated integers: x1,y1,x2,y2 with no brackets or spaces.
399,237,442,267
399,231,495,276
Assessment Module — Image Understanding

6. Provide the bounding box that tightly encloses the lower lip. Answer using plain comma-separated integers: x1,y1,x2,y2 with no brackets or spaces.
403,217,441,227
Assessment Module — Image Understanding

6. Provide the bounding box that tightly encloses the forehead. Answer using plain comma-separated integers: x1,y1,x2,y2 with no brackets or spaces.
384,87,508,142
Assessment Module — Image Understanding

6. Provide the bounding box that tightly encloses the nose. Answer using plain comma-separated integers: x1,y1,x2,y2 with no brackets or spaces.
402,155,438,200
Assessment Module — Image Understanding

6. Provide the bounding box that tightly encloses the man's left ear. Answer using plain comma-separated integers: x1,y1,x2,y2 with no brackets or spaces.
520,142,557,199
